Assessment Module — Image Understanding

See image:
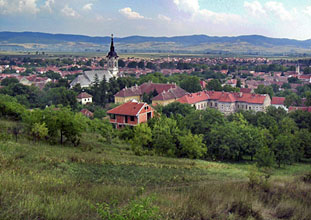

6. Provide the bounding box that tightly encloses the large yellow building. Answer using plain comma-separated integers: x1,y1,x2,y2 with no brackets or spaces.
114,82,187,106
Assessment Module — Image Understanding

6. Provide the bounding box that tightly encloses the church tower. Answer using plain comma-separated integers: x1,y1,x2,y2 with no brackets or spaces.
107,34,119,77
296,62,301,75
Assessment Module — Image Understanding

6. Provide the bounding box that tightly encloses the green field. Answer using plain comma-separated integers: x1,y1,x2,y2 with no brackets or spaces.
0,119,311,220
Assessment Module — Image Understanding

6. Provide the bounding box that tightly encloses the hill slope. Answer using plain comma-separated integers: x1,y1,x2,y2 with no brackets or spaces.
1,119,311,220
1,31,311,55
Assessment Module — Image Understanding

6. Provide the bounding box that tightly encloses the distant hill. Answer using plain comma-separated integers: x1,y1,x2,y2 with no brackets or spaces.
1,31,311,55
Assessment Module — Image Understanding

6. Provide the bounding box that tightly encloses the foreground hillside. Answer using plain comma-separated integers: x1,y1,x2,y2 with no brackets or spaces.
0,121,310,220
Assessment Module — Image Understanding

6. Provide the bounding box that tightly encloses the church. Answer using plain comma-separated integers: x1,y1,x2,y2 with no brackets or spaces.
70,34,119,88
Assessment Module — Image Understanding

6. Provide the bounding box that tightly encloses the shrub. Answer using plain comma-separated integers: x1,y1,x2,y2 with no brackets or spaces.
302,172,311,183
94,195,161,220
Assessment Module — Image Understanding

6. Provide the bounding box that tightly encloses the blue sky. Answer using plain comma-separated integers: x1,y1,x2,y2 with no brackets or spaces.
0,0,311,40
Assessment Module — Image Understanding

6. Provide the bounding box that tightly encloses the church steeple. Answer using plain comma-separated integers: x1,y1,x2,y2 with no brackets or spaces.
107,34,118,58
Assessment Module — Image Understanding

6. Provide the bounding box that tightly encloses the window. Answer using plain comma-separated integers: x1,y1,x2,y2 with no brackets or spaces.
215,103,218,107
130,116,135,121
111,114,116,119
125,116,128,123
249,106,251,110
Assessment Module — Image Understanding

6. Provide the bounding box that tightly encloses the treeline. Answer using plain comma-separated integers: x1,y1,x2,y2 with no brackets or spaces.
0,94,112,146
1,92,311,167
118,102,311,167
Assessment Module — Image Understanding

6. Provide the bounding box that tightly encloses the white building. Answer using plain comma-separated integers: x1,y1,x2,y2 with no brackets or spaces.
70,34,119,88
77,92,93,105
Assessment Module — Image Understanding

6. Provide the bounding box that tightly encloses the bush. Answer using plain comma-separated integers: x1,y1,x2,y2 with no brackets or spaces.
94,196,161,220
302,172,311,183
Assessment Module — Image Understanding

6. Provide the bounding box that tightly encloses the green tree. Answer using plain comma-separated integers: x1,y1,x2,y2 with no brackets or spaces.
151,116,180,157
284,93,301,107
161,102,195,118
118,59,125,68
0,77,19,86
31,122,48,143
178,132,205,159
130,123,152,155
255,145,275,168
236,78,241,88
180,76,202,93
273,134,294,167
206,79,222,91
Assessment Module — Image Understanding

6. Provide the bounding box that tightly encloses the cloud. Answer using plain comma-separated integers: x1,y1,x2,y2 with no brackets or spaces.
244,1,266,16
0,0,7,7
82,3,93,11
18,0,39,14
158,14,171,22
198,9,243,24
303,6,311,16
119,7,144,19
173,0,199,13
96,15,112,22
42,0,54,13
264,1,293,21
61,5,79,17
0,0,39,14
172,0,243,25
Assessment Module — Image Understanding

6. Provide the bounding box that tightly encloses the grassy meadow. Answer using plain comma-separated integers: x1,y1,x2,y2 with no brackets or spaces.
0,119,311,220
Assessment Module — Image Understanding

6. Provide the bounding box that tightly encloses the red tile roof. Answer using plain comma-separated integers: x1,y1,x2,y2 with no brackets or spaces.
177,91,209,104
107,101,151,116
218,93,236,103
177,90,269,105
152,87,187,101
288,106,311,112
77,92,92,99
114,82,180,98
271,97,285,105
80,109,94,117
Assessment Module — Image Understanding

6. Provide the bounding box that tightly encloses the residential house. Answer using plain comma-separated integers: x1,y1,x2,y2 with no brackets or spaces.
80,109,94,118
151,87,188,106
107,100,154,129
271,97,288,112
114,82,187,105
77,92,93,105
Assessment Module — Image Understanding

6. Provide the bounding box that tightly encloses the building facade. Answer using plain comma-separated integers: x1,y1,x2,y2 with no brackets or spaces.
177,91,271,115
107,100,154,129
77,92,93,105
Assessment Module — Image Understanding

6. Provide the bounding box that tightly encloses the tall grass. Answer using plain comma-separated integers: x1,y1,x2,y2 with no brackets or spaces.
0,119,311,219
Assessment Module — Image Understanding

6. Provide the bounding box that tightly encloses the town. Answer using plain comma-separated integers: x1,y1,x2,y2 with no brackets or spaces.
1,35,310,123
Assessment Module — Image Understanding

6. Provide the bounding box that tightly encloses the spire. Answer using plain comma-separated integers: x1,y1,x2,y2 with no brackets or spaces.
107,33,118,58
110,34,115,53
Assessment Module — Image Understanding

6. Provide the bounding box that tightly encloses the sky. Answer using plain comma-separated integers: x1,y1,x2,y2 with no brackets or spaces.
0,0,311,40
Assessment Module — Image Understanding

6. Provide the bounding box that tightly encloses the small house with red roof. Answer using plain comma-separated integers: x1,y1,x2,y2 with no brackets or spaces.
107,100,154,129
77,92,93,105
80,109,94,118
271,97,287,112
